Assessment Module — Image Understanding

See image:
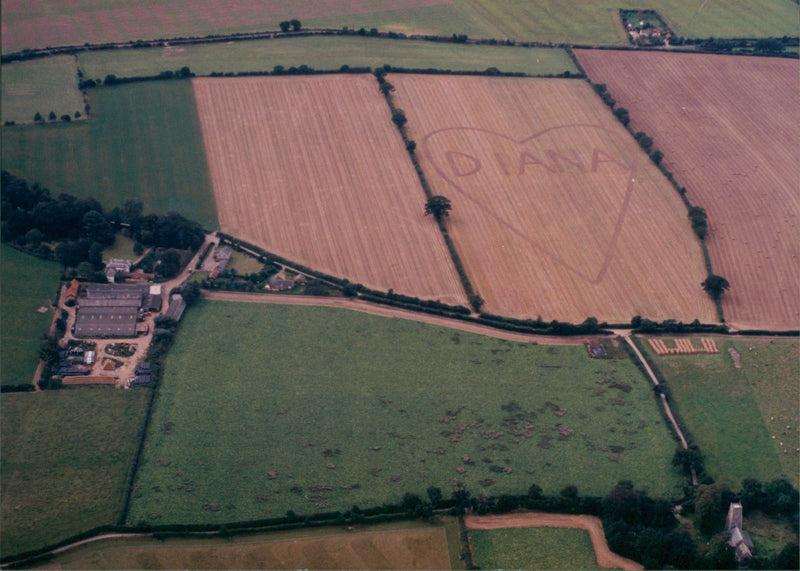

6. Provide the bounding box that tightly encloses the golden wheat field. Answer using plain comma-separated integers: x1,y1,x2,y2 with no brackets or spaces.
575,51,800,330
193,75,467,306
390,75,718,323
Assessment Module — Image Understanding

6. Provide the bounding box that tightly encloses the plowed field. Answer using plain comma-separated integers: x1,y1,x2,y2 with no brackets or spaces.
193,75,466,305
391,75,716,324
576,51,800,331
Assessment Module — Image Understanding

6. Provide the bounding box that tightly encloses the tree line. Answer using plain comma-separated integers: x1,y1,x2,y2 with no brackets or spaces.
1,171,205,279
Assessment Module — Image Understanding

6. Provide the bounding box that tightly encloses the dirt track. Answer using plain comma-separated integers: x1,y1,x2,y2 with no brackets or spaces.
202,290,592,346
464,513,643,570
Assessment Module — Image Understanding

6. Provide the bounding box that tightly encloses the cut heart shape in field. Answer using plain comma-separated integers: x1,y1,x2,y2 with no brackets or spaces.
421,125,641,284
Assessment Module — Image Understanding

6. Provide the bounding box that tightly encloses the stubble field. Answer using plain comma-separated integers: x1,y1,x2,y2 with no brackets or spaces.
33,523,453,570
193,75,466,305
576,51,799,330
390,75,717,324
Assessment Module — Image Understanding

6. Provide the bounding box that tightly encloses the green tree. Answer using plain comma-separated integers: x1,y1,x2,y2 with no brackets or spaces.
695,483,732,535
181,281,202,306
156,248,182,278
279,21,290,32
426,485,443,506
688,206,708,239
34,112,43,122
701,275,730,301
424,195,452,220
81,210,115,245
48,111,56,121
290,19,302,31
672,446,704,480
391,109,407,128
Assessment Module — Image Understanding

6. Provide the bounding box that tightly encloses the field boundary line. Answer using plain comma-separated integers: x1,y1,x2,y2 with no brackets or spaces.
464,512,643,570
201,290,590,345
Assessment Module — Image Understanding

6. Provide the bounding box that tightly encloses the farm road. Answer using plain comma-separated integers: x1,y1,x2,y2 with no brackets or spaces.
464,513,643,570
201,290,592,346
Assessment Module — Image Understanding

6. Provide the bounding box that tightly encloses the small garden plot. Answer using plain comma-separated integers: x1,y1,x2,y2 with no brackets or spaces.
470,527,598,569
641,336,799,487
128,301,682,525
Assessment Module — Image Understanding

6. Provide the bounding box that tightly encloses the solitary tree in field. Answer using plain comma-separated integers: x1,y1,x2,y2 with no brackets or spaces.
424,195,452,220
702,274,730,301
279,21,290,32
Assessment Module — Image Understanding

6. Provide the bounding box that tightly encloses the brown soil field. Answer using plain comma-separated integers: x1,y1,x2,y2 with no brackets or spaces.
576,51,800,331
390,74,717,324
193,75,467,306
37,526,451,569
464,513,643,570
1,0,450,53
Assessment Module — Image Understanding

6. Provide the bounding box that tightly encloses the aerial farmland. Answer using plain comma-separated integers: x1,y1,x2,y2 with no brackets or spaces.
1,1,798,569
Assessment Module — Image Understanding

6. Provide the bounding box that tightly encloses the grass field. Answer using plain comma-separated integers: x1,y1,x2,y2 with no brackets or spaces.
102,233,139,262
128,301,682,526
576,51,799,330
1,387,150,557
193,75,466,304
31,520,453,569
470,527,598,569
453,0,799,44
640,336,799,488
4,0,795,53
1,56,84,124
1,81,217,230
392,74,717,324
78,37,576,79
0,244,61,387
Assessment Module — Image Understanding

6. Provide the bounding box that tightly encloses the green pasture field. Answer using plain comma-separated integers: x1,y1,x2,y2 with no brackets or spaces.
1,81,217,230
102,233,139,262
128,301,682,526
640,336,799,488
0,387,150,557
78,36,576,79
30,519,459,569
0,244,61,387
449,0,799,45
470,527,598,569
227,251,265,275
4,0,795,55
1,56,85,124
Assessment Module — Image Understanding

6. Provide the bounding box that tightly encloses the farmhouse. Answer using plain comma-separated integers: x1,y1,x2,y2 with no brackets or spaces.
104,258,132,282
73,283,157,338
268,275,295,291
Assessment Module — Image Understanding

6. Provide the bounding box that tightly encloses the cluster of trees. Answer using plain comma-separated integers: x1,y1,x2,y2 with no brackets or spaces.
33,110,82,122
1,171,205,277
278,19,302,32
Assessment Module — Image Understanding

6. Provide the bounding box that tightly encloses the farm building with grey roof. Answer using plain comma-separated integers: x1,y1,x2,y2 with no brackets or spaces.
73,283,159,338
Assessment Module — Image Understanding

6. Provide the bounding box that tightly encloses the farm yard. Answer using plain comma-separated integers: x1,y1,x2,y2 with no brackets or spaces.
127,301,682,525
78,36,577,79
0,244,61,388
1,81,218,230
576,51,800,331
0,388,150,556
193,75,466,304
391,74,717,324
640,336,799,488
30,522,455,569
